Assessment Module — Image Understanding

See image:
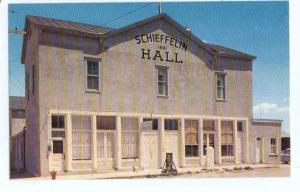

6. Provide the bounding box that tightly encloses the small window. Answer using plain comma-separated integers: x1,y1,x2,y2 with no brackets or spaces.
237,121,243,132
203,120,215,131
143,118,158,130
165,119,178,131
270,138,278,154
51,115,65,138
97,116,116,130
216,72,226,100
51,115,65,129
157,66,168,96
86,58,100,91
53,140,63,154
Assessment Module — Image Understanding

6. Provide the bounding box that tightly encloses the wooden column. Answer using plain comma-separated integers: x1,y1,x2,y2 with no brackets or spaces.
138,116,143,169
261,137,265,164
92,115,97,170
216,119,222,164
233,120,238,164
159,117,165,168
65,113,72,171
180,118,185,168
245,119,250,163
115,116,122,170
199,119,204,166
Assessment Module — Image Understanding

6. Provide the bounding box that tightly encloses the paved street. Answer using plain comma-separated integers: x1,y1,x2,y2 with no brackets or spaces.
159,164,290,178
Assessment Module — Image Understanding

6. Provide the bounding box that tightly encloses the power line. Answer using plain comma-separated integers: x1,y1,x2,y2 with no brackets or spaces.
101,2,154,26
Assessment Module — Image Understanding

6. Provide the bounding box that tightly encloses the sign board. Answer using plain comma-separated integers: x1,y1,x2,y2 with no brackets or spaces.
141,121,153,131
135,33,188,64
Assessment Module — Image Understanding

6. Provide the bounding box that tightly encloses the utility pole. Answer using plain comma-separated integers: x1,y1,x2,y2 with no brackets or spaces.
9,28,26,35
158,1,162,14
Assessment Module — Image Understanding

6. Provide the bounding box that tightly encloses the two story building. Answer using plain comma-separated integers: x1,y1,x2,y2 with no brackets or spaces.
20,13,282,176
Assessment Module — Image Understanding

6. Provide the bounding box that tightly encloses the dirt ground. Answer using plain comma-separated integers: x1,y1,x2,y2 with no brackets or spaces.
157,164,290,178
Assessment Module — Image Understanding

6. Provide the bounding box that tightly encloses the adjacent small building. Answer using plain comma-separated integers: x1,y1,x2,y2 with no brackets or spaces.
20,13,282,177
9,96,26,172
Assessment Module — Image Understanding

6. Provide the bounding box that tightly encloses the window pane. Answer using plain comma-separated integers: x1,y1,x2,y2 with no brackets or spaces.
158,82,167,95
97,116,116,130
87,76,99,90
185,120,198,145
271,138,276,145
53,140,63,154
87,60,99,75
157,68,168,96
72,116,92,160
221,145,233,156
238,121,243,132
52,115,65,129
121,117,138,159
143,118,158,130
165,119,178,130
203,120,215,131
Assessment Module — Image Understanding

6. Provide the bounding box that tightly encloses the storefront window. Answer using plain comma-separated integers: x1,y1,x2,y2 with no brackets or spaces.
185,120,198,157
121,117,138,159
221,121,234,157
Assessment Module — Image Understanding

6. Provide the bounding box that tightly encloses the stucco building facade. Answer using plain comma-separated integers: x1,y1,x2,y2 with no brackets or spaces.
21,14,282,176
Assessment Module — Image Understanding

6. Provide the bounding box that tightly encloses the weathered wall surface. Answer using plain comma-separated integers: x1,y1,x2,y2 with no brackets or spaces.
24,24,41,176
35,18,253,175
251,121,281,164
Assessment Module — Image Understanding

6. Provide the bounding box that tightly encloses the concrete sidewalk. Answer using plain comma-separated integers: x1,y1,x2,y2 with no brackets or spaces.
11,164,280,180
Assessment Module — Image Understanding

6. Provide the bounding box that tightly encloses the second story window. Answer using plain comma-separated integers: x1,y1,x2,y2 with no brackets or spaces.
86,58,100,91
156,66,168,97
216,72,226,100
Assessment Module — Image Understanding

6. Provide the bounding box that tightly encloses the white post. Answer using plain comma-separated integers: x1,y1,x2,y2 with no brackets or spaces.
234,120,238,164
180,118,185,168
245,119,250,163
138,116,143,169
159,117,165,168
92,115,97,170
115,116,122,170
199,119,204,166
216,119,222,164
65,113,72,171
261,137,265,164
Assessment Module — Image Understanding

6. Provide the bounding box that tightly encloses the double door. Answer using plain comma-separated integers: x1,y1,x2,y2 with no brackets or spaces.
97,131,115,170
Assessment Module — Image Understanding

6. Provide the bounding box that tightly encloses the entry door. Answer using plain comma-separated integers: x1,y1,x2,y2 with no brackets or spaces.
203,133,215,156
97,131,115,170
165,132,179,168
256,138,262,163
141,132,159,168
50,139,65,172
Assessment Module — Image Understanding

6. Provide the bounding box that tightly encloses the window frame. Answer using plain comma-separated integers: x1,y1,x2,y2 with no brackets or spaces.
270,138,278,155
85,57,101,93
52,139,64,154
156,65,169,97
185,119,199,157
215,72,226,101
164,119,179,131
221,121,234,157
51,114,66,139
121,117,139,159
71,115,92,160
143,118,159,131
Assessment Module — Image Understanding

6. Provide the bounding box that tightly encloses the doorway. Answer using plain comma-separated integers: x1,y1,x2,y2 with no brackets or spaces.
256,138,262,163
